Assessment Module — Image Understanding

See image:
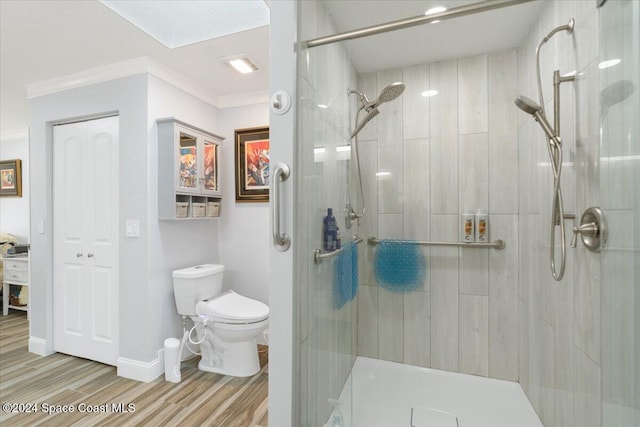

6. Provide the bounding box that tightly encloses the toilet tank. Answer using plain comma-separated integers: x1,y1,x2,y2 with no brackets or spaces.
172,264,224,316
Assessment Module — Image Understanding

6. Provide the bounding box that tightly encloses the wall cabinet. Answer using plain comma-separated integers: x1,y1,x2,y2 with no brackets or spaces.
157,118,225,220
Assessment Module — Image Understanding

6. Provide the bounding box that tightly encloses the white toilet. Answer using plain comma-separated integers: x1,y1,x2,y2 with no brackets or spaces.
172,264,269,377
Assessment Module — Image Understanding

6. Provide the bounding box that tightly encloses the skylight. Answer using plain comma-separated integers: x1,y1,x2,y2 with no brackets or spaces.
100,1,270,49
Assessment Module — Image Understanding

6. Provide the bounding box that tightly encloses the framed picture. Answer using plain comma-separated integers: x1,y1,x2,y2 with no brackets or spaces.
0,159,22,197
235,127,269,203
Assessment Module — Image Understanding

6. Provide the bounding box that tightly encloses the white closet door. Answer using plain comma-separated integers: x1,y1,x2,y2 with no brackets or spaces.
53,116,119,366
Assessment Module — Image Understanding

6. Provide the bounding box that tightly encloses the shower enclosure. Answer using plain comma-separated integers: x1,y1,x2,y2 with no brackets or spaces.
267,0,640,426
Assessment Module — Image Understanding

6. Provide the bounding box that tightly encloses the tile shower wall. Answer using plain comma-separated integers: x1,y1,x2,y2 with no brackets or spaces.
298,1,358,426
355,50,520,381
517,1,602,426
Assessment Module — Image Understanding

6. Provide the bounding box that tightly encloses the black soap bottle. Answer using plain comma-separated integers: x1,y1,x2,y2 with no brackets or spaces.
323,208,337,251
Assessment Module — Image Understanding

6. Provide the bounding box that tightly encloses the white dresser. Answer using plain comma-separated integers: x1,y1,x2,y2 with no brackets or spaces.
2,255,29,315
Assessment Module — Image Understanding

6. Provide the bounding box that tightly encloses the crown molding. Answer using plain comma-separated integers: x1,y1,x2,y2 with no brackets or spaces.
25,57,269,110
218,90,270,109
0,128,29,143
26,57,220,107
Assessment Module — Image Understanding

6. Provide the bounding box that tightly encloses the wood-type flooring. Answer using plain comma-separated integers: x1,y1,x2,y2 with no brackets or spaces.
0,312,268,426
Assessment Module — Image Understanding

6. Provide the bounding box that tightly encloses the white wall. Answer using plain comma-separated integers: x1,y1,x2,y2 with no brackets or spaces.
28,71,271,382
217,103,270,304
0,132,30,241
30,75,151,362
147,74,221,352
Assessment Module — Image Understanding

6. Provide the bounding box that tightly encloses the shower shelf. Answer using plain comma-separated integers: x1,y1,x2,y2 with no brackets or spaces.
313,236,364,265
367,237,506,250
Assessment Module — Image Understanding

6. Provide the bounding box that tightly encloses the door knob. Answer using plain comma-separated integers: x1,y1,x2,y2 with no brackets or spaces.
87,253,94,258
76,253,83,257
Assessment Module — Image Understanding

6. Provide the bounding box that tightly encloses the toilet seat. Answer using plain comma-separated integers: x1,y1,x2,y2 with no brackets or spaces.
196,290,269,324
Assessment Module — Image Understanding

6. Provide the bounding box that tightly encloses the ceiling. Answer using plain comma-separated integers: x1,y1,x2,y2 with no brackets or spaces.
323,0,544,73
0,0,270,133
0,0,543,136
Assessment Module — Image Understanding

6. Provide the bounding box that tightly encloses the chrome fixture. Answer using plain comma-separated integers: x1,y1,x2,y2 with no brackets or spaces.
514,19,576,281
313,236,364,265
304,0,536,48
571,207,607,252
271,163,291,251
346,83,405,229
350,107,379,139
368,237,506,250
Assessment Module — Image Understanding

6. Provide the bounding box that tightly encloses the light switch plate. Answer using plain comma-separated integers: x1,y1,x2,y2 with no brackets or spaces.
126,220,140,237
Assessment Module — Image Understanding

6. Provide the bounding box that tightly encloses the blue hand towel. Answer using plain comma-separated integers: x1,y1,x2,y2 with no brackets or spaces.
374,239,426,292
334,241,359,309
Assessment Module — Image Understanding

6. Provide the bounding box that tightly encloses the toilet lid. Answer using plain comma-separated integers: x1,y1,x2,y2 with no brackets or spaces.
196,291,269,323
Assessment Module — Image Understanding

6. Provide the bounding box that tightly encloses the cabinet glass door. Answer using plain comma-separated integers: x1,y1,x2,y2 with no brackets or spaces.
178,131,198,193
202,139,219,194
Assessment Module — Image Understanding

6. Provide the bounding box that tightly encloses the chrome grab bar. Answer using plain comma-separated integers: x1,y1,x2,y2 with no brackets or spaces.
271,163,291,251
313,236,364,265
368,237,506,250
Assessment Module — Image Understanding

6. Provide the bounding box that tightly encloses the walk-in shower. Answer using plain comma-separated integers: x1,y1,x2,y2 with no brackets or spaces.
345,82,405,229
514,19,575,281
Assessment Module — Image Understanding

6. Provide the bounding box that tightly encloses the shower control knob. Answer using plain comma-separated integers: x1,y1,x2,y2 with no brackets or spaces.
571,207,607,252
571,223,597,247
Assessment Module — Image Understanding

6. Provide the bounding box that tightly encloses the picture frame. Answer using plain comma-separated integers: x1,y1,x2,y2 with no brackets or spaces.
235,127,269,203
0,159,22,197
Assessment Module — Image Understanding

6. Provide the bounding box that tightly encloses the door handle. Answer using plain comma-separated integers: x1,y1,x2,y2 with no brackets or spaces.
76,253,83,258
271,163,291,252
87,253,94,258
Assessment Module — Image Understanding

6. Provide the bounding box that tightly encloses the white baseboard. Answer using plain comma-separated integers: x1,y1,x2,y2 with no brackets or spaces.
28,336,53,356
117,349,164,383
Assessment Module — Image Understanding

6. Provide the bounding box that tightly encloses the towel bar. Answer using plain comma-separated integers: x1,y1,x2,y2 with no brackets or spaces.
313,236,364,265
367,237,506,250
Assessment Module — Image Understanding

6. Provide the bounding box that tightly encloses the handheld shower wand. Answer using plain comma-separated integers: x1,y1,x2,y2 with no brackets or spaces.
515,19,576,282
346,83,405,228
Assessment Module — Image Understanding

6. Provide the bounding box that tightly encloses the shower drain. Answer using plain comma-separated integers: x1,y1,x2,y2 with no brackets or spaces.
410,407,459,427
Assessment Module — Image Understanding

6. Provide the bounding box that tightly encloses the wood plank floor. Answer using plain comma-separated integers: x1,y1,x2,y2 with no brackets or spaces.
0,313,269,426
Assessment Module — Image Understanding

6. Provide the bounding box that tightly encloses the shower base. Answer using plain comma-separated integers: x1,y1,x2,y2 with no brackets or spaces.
337,356,542,427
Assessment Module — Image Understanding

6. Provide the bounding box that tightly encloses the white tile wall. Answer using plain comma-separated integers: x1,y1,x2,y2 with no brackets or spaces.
458,55,489,134
459,295,489,376
355,50,520,384
517,1,609,426
430,60,459,215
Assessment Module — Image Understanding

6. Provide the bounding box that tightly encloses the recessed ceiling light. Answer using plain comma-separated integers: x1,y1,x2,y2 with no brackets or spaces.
99,0,270,49
218,55,259,74
421,89,439,97
598,59,621,69
317,104,329,109
228,58,258,74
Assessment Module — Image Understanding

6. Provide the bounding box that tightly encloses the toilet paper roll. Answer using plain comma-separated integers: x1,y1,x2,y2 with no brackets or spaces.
164,338,181,383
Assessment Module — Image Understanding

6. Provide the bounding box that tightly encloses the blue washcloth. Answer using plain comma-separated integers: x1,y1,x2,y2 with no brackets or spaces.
334,241,359,309
374,239,426,292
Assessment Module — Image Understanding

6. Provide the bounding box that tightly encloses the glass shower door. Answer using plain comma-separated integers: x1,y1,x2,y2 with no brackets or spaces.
297,1,358,426
600,0,640,425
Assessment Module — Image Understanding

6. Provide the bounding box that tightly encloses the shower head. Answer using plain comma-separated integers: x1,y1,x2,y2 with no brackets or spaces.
515,95,542,115
351,108,380,139
362,82,405,111
514,95,560,145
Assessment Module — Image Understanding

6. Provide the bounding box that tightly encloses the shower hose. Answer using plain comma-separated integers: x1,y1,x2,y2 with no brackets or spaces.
536,44,567,281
